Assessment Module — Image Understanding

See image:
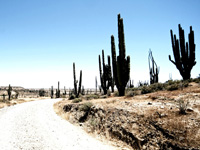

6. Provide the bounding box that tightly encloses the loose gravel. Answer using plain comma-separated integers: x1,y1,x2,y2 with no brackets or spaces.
0,99,117,150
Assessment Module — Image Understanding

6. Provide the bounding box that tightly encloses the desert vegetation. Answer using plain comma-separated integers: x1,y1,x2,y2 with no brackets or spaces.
53,14,199,149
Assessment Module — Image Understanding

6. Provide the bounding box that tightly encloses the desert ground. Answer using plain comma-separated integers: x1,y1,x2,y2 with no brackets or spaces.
54,81,200,150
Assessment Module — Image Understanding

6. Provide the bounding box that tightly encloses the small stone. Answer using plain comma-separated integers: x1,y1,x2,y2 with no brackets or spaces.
187,108,194,112
160,106,164,109
148,102,152,105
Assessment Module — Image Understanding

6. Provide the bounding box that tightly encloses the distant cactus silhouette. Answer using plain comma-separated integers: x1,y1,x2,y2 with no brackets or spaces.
51,86,54,99
148,50,159,84
7,84,12,100
73,63,82,98
111,14,130,96
99,50,112,95
169,24,196,80
63,86,66,95
56,81,60,98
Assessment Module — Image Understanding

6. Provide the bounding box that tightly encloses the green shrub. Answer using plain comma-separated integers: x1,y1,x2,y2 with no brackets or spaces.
141,86,153,94
167,84,179,91
79,102,93,112
72,98,82,103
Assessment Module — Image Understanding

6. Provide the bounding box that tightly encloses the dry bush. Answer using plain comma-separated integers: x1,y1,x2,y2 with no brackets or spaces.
177,99,189,115
78,102,93,112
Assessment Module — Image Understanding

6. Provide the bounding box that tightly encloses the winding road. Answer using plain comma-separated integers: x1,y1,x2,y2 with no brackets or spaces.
0,99,117,150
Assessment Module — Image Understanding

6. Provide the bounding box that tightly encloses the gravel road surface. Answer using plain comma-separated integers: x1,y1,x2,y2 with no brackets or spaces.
0,99,117,150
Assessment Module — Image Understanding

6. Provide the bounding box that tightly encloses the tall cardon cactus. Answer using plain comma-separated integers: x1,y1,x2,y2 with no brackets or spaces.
73,63,82,98
99,50,112,95
111,14,130,96
169,24,196,80
148,50,159,84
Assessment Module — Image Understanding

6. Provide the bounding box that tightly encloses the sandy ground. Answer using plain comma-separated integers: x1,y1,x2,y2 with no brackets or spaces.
0,99,118,150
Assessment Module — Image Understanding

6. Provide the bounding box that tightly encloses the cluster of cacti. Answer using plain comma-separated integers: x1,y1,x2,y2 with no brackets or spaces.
99,50,113,95
7,84,12,100
169,24,196,80
51,86,54,99
56,81,60,98
148,50,159,84
111,14,130,96
73,63,82,98
138,81,149,87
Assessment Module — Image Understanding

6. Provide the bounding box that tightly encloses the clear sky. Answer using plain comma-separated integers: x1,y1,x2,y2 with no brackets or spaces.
0,0,200,89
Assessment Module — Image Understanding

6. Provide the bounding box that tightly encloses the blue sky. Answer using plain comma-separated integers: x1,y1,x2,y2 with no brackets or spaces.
0,0,200,89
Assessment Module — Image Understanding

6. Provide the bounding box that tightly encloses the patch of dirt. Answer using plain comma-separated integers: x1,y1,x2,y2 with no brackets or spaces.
54,82,200,149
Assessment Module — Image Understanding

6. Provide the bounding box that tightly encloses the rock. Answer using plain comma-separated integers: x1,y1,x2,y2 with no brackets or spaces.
160,106,164,109
148,102,152,105
187,108,194,112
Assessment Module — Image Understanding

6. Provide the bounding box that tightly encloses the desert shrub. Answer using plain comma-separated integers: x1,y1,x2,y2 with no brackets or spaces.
151,83,165,91
167,84,179,91
140,83,165,94
178,99,189,115
126,90,135,97
166,80,189,91
141,86,152,94
72,98,82,103
192,78,200,83
79,102,93,112
84,94,99,100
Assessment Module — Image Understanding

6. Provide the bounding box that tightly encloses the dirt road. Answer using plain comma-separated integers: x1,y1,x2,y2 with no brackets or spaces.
0,99,117,150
